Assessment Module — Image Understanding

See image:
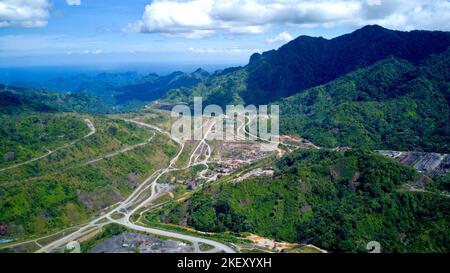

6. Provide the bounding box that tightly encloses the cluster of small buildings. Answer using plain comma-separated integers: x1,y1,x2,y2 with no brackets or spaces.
174,180,197,190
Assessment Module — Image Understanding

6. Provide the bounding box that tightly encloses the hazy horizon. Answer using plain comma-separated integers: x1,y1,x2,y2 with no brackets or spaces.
0,61,244,86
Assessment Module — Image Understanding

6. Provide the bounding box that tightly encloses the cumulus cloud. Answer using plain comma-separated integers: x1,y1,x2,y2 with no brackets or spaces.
127,0,450,38
66,0,81,6
267,32,294,44
0,0,50,28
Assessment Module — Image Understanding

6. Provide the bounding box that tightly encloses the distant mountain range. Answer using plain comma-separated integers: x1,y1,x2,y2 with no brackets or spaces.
7,68,212,109
115,68,210,104
2,25,449,153
5,25,449,111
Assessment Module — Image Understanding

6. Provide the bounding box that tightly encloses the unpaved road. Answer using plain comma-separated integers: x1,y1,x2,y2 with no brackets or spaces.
34,118,235,253
84,132,155,166
0,119,96,173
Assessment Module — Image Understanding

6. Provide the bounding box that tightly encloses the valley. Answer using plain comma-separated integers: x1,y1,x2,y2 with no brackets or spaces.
1,103,449,253
0,110,239,253
0,107,329,253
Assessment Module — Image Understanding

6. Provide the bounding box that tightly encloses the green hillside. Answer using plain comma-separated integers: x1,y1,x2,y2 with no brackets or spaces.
163,68,247,108
0,113,89,169
278,50,450,152
146,149,450,253
0,114,178,239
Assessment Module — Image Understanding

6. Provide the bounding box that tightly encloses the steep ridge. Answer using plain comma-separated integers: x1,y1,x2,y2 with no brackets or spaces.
278,49,450,152
163,25,450,106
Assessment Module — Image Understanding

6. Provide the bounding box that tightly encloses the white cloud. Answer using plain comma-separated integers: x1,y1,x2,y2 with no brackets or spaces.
125,0,214,38
0,0,50,28
66,0,81,6
229,25,267,34
267,32,294,44
363,0,450,31
127,0,450,38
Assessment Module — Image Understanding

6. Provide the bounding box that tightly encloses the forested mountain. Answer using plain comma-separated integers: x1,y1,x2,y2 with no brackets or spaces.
163,25,450,107
278,49,450,152
161,26,450,153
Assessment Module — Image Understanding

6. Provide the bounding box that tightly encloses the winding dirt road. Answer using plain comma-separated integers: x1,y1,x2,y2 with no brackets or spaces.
0,119,96,173
34,117,235,253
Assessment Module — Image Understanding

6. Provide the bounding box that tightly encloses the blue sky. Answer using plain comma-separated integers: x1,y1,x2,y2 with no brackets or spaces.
1,0,449,69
